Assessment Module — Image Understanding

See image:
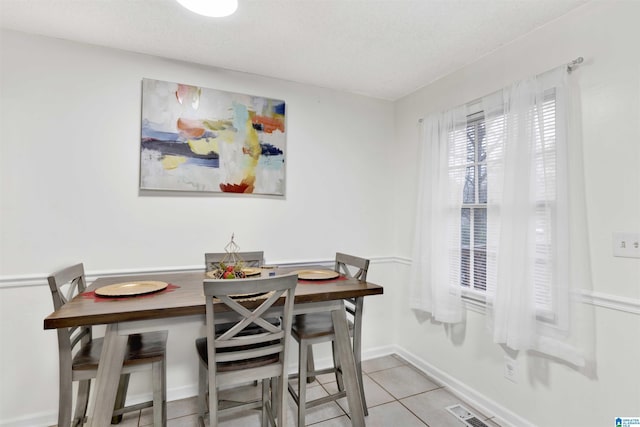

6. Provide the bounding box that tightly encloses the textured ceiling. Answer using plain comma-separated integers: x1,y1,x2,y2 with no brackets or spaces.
0,0,587,100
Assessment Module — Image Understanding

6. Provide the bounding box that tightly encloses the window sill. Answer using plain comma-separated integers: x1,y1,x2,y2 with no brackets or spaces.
461,288,486,314
461,289,558,323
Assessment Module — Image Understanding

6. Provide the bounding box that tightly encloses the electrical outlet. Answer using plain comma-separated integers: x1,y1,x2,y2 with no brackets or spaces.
613,232,640,258
504,356,517,383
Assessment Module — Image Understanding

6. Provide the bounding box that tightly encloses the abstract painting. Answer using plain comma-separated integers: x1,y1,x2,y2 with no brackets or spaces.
140,78,286,195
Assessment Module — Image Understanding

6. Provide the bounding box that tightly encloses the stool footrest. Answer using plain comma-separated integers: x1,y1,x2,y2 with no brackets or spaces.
306,391,347,409
112,400,153,416
288,379,348,409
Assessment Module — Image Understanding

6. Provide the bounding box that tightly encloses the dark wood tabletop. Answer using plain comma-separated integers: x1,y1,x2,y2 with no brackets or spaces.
43,267,384,330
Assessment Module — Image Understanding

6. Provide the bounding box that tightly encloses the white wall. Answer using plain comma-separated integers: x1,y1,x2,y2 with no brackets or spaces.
2,2,640,425
393,2,640,426
0,31,396,275
0,30,398,425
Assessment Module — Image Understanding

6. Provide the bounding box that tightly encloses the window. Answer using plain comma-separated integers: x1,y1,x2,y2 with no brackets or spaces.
454,92,558,314
460,113,487,293
410,67,590,365
532,90,558,318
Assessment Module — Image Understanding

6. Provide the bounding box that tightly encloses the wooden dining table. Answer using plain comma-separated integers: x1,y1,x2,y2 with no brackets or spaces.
43,266,383,427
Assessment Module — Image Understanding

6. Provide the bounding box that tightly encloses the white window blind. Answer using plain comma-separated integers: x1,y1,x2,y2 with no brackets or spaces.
456,91,558,315
411,66,593,367
532,90,558,317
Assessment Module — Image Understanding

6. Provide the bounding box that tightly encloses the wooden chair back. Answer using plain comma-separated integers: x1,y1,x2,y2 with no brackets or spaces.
335,252,369,282
47,263,92,371
202,273,297,425
335,252,370,323
205,251,264,271
48,263,168,427
47,264,94,425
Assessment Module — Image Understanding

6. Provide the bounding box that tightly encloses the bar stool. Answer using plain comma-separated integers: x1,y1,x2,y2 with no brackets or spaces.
195,274,298,426
47,263,168,427
288,253,370,426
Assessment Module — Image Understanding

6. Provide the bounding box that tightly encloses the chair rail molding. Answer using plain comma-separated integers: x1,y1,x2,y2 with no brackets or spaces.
2,257,638,316
0,256,395,289
576,289,640,315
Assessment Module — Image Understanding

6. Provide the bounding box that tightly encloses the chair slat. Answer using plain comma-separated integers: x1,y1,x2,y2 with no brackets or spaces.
215,343,284,363
215,330,285,348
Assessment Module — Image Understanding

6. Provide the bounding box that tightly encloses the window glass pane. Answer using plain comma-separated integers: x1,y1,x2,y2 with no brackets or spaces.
477,121,486,162
473,209,487,290
466,124,476,162
474,209,486,248
463,166,475,203
461,208,471,287
450,127,468,168
461,208,471,247
533,258,552,310
461,251,471,288
474,250,486,291
454,91,557,300
478,164,487,204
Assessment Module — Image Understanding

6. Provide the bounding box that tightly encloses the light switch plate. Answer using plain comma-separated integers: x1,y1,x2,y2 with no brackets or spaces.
613,232,640,258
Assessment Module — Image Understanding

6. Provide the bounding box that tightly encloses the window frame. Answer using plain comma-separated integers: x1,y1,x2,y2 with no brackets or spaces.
459,110,488,300
457,92,561,323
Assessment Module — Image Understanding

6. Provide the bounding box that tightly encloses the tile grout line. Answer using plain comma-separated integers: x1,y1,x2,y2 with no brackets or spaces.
114,355,501,426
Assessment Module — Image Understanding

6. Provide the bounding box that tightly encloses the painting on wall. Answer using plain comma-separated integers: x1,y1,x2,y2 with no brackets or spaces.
140,78,286,195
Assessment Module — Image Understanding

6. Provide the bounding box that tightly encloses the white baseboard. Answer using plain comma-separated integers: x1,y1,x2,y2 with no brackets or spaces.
285,344,534,427
2,345,531,427
394,346,535,427
0,385,204,427
0,412,55,427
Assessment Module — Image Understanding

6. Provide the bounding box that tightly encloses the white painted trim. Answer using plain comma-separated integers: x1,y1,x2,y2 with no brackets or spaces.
289,344,534,427
394,256,412,265
397,259,640,316
0,265,205,289
0,344,401,427
462,294,488,315
0,384,203,427
0,256,396,289
394,346,534,427
361,344,399,361
0,344,519,427
0,411,56,427
576,289,640,315
2,257,638,317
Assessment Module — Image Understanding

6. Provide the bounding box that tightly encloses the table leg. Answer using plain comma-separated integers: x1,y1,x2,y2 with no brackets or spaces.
86,323,128,427
331,303,365,427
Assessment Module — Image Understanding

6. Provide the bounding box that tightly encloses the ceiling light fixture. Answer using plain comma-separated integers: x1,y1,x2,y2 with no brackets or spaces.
176,0,238,18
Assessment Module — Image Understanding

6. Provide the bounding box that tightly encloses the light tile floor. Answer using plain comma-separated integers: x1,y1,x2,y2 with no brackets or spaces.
107,354,503,426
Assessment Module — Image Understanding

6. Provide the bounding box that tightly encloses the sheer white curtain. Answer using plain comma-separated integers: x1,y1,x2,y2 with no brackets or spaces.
409,105,468,323
410,66,593,367
483,67,592,366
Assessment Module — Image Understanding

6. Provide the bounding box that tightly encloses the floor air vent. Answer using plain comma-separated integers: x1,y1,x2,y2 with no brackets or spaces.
446,404,490,427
